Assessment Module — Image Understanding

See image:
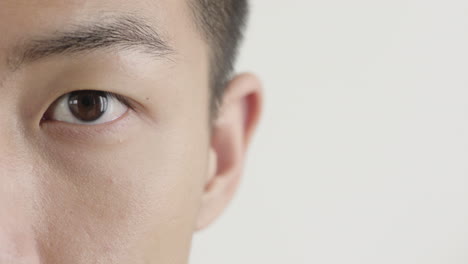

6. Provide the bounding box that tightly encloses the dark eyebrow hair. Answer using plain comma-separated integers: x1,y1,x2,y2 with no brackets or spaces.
8,14,174,70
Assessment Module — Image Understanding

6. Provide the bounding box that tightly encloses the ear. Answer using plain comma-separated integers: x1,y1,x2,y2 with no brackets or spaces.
196,73,263,231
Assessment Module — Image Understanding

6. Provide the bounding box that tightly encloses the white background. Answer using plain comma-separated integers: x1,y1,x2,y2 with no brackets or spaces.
191,0,468,263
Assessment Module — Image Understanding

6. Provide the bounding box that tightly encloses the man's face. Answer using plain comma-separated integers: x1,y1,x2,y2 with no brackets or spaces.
0,0,218,263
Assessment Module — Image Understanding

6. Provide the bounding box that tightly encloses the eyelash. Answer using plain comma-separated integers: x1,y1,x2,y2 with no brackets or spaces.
102,91,135,111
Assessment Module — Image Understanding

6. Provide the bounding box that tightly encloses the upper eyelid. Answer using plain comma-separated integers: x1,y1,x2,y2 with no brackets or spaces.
52,90,134,110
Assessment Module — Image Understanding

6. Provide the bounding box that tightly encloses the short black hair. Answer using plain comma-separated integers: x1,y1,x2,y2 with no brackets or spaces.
189,0,249,114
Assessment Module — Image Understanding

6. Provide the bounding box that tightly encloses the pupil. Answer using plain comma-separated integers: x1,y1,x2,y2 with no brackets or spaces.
82,97,92,107
68,91,108,122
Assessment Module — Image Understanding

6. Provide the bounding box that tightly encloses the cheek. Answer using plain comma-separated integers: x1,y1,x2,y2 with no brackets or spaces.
32,118,210,262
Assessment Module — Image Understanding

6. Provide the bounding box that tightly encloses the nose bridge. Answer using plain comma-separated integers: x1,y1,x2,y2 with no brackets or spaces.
0,127,29,177
0,212,41,264
0,177,40,264
0,32,41,264
0,175,41,263
0,75,36,202
0,115,36,214
0,132,41,263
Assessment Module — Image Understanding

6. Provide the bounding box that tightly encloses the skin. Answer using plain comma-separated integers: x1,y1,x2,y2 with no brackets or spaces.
0,0,262,263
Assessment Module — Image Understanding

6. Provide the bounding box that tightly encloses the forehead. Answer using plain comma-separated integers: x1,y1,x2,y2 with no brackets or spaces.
0,0,189,25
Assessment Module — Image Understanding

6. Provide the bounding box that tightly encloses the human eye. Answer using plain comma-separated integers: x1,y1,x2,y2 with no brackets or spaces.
42,90,132,125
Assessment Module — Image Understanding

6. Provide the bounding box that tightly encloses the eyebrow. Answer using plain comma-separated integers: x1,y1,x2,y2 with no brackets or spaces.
8,15,174,70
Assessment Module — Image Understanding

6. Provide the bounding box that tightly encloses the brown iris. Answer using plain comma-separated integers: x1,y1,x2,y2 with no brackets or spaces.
68,90,108,122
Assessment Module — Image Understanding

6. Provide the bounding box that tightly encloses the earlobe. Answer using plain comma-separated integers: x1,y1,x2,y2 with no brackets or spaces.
196,73,263,231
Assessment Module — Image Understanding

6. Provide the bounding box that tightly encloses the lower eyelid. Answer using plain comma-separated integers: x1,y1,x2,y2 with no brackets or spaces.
40,109,137,147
